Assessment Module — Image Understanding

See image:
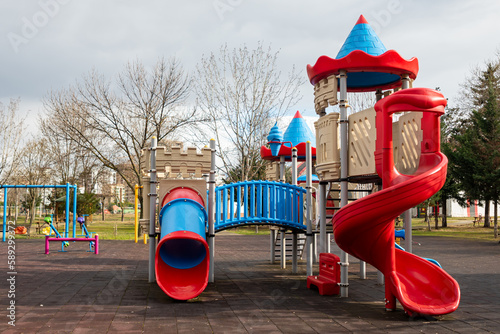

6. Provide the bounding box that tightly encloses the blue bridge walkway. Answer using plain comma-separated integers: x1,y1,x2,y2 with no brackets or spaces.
214,181,306,232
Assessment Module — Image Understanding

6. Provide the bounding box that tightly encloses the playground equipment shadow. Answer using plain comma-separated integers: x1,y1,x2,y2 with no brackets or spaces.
1,233,499,333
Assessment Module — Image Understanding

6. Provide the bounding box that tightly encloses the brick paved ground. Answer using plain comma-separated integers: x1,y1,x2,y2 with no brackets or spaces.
0,232,499,333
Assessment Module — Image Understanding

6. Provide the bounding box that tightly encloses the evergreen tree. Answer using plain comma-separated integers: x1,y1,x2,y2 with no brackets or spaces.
438,107,465,228
447,60,500,230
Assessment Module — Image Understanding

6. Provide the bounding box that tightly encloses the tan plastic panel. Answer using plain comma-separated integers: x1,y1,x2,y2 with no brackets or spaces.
140,143,212,221
141,145,211,179
141,176,150,224
347,108,422,178
314,75,338,114
348,107,376,177
393,112,423,175
314,113,340,181
265,161,279,181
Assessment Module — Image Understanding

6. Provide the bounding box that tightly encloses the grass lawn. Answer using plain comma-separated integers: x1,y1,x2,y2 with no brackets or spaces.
413,226,498,241
402,217,498,242
3,214,498,243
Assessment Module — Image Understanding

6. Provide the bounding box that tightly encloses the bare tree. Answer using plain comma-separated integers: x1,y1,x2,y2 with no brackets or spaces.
327,92,377,116
0,98,25,184
16,137,52,235
195,43,303,182
348,92,377,114
42,58,201,215
40,117,105,191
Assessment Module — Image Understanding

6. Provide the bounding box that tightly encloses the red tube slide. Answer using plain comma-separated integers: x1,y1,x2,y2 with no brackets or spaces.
333,88,460,316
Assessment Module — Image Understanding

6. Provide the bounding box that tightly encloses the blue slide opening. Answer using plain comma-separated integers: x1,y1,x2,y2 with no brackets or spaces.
158,198,208,270
159,238,207,269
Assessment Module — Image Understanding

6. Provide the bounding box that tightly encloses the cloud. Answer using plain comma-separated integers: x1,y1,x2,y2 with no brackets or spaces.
1,0,499,129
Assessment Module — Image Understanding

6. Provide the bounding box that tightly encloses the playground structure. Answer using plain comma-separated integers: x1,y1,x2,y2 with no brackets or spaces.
137,14,460,316
140,140,213,300
140,140,310,300
303,15,460,315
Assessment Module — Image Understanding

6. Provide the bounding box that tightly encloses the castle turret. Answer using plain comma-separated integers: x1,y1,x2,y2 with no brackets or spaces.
267,122,283,156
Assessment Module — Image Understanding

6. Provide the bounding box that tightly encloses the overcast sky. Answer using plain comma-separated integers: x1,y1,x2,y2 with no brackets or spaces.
1,0,499,135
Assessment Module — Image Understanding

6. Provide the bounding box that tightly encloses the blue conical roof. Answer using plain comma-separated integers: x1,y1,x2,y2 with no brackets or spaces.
267,122,283,156
267,122,283,142
283,111,316,147
336,15,387,59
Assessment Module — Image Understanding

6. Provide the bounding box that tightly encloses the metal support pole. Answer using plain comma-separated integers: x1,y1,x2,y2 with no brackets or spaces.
401,73,410,89
65,183,70,238
72,184,77,238
2,187,7,242
208,139,216,283
270,228,276,264
327,233,331,253
319,181,327,254
148,137,158,283
401,73,413,254
360,260,366,280
313,233,318,263
279,156,285,182
292,232,298,274
291,148,297,185
280,229,286,269
279,154,287,268
404,210,412,253
339,70,349,297
134,184,140,243
375,92,384,284
305,141,313,276
291,147,298,273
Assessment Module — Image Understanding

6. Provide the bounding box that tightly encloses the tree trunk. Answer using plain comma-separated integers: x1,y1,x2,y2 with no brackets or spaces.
55,203,58,228
121,201,124,222
494,199,498,238
434,204,439,230
14,191,18,223
425,202,431,231
441,199,448,228
484,200,491,227
28,198,36,237
101,197,105,221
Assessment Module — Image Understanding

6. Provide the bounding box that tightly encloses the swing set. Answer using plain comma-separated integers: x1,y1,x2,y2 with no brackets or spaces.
1,183,99,254
1,184,77,242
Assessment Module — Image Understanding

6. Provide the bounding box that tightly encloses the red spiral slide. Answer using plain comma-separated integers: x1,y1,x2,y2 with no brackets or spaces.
332,88,460,316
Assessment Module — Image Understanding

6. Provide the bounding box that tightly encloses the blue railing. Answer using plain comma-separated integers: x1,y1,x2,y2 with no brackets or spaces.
214,181,306,232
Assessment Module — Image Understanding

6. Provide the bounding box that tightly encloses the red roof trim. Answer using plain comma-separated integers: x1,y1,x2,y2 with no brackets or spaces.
307,49,419,88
